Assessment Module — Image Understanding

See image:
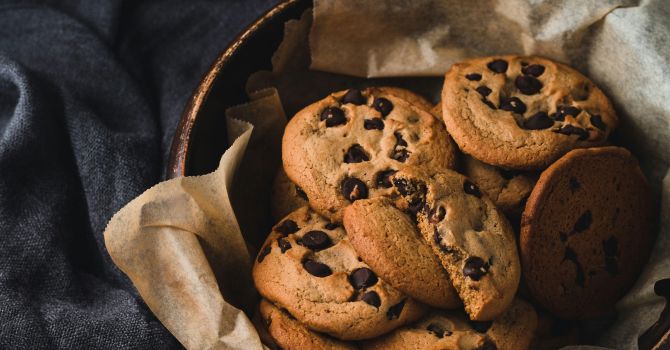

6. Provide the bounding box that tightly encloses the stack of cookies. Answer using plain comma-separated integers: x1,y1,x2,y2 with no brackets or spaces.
253,55,654,350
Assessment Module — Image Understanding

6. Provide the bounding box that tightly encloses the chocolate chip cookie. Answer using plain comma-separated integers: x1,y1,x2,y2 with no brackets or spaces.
360,297,537,350
520,146,653,320
343,197,461,309
256,299,360,350
442,55,618,171
253,206,429,340
283,88,458,224
270,166,309,222
391,166,520,321
460,154,540,218
369,86,435,113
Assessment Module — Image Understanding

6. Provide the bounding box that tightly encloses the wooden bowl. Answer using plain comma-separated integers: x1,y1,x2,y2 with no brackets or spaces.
166,0,669,347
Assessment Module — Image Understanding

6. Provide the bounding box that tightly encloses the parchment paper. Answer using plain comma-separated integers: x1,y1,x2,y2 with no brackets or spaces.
105,1,670,349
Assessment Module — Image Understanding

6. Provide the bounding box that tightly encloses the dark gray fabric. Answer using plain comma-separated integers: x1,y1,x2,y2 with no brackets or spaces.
0,0,279,348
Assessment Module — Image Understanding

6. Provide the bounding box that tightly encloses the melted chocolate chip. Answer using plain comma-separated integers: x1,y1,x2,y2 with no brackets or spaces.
524,111,554,130
350,268,378,289
559,231,568,242
487,59,508,74
361,291,381,308
344,145,369,163
321,107,346,127
408,200,426,214
373,97,393,118
522,64,545,77
556,125,588,140
464,181,481,198
278,238,292,253
364,118,384,130
575,262,585,287
392,178,412,196
499,168,524,180
602,236,618,257
555,106,582,121
394,132,407,147
574,210,592,232
470,320,493,333
551,319,573,337
430,206,446,224
515,75,543,95
563,246,578,262
476,86,492,97
466,73,482,81
381,170,398,188
499,97,526,114
342,89,365,105
569,177,580,191
397,151,410,163
257,245,271,263
342,177,368,202
295,185,308,200
276,220,299,235
433,228,452,253
301,231,330,249
304,261,332,277
386,300,406,320
463,257,489,281
483,99,496,109
606,258,619,276
325,223,339,230
591,114,606,131
427,323,450,338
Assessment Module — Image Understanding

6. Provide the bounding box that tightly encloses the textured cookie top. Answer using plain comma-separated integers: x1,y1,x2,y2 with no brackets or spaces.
520,146,653,320
460,154,540,218
343,197,461,309
283,88,458,224
257,299,360,350
253,206,428,340
360,297,536,350
391,166,520,321
442,55,618,171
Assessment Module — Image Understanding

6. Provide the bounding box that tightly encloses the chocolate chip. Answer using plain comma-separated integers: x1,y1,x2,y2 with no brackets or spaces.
303,260,332,277
559,231,568,242
470,320,493,333
556,125,589,140
515,75,543,95
325,223,339,230
392,178,412,196
555,106,582,121
295,185,308,200
563,246,578,262
321,107,346,127
373,97,393,118
364,118,384,130
381,170,397,188
499,168,524,180
606,258,618,276
574,210,592,232
257,245,271,263
350,268,378,289
575,262,585,287
342,177,368,202
427,324,451,338
429,206,446,224
476,86,492,97
278,238,292,253
464,181,481,198
550,319,573,337
476,343,498,350
394,132,407,147
483,99,496,109
499,97,526,114
602,236,618,257
408,200,426,214
464,257,489,281
524,111,554,130
591,114,606,131
522,64,545,77
301,231,330,249
275,220,299,235
361,291,381,308
466,73,482,81
344,145,369,163
386,300,406,320
487,59,508,74
396,151,410,163
569,177,580,191
433,228,452,253
342,89,365,105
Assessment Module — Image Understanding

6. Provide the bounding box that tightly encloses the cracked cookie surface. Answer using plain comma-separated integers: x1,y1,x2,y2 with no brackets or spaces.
283,88,458,224
253,206,428,340
520,147,653,320
391,166,520,321
343,197,461,309
442,55,618,171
